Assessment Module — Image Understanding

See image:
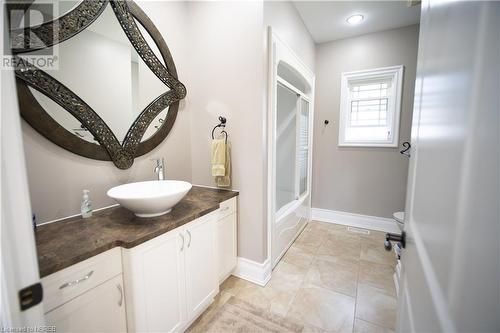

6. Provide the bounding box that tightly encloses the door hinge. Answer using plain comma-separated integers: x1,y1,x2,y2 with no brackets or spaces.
19,282,43,311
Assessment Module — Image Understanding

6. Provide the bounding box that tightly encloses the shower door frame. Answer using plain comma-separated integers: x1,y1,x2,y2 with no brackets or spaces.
267,28,315,268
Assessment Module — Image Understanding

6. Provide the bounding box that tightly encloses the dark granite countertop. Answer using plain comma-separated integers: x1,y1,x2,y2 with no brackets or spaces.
35,186,238,278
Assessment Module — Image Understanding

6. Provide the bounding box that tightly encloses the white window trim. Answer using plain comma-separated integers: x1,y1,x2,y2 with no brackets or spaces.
338,65,404,147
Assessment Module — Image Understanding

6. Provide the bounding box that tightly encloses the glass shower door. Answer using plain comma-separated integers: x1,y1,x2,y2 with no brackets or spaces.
270,37,314,269
275,83,298,212
298,98,309,197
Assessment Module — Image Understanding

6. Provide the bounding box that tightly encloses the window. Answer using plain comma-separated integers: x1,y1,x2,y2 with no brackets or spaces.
338,66,404,147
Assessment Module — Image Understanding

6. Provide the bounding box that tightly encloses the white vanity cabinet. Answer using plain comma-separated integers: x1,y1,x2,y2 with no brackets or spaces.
42,248,127,332
123,211,219,332
41,196,238,333
45,274,127,332
216,197,238,282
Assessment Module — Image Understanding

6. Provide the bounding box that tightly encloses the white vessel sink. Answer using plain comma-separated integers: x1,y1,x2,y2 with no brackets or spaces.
107,180,192,218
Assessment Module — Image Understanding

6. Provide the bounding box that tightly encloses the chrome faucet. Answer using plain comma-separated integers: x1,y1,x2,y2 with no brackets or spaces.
152,158,165,180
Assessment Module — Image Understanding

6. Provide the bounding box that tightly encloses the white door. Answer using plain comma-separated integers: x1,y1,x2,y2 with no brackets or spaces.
398,1,500,332
0,12,45,326
184,216,217,321
142,233,186,332
45,275,127,332
124,230,186,333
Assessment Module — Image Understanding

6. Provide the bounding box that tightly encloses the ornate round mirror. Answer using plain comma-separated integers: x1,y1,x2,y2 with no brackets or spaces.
10,0,186,169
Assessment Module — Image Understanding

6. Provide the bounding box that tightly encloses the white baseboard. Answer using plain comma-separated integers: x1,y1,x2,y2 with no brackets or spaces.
232,257,271,286
311,208,400,234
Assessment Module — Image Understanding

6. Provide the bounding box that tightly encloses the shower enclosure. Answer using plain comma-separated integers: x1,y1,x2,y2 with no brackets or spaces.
268,29,315,267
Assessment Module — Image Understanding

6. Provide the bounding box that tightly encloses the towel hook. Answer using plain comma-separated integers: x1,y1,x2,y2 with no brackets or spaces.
211,116,228,142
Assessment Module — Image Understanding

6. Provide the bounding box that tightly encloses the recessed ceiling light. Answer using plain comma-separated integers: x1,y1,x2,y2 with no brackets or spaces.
346,14,364,25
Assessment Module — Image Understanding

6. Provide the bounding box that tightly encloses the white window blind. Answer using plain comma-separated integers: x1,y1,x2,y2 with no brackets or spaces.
349,81,390,127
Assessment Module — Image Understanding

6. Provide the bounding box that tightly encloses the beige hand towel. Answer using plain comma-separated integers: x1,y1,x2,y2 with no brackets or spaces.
216,141,231,188
211,138,226,177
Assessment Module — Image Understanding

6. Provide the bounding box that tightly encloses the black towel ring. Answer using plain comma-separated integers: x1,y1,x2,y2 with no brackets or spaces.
211,116,228,142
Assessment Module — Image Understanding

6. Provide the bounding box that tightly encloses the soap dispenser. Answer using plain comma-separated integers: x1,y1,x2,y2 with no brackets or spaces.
81,189,93,218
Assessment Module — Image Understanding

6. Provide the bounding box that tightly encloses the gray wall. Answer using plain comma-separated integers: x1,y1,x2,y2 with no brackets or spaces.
185,1,315,263
312,25,419,218
186,1,268,263
263,1,315,72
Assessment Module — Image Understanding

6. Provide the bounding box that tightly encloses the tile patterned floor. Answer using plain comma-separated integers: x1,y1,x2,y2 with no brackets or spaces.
189,221,398,333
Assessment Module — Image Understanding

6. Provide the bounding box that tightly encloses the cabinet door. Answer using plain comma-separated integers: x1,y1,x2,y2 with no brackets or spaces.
217,213,237,282
124,230,186,333
45,274,127,332
184,216,218,321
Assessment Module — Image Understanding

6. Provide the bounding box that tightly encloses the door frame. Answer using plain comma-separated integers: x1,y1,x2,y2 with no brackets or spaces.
1,6,45,326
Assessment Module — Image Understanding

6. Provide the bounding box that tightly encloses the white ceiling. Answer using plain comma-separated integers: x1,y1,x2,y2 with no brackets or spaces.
293,1,421,44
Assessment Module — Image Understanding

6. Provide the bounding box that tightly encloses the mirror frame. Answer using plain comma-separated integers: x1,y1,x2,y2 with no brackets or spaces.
11,0,186,169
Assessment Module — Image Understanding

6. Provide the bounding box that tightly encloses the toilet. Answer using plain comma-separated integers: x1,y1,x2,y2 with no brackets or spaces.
393,211,405,231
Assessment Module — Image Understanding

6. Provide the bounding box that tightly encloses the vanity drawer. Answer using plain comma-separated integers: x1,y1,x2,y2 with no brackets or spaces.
42,247,122,313
218,197,237,219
